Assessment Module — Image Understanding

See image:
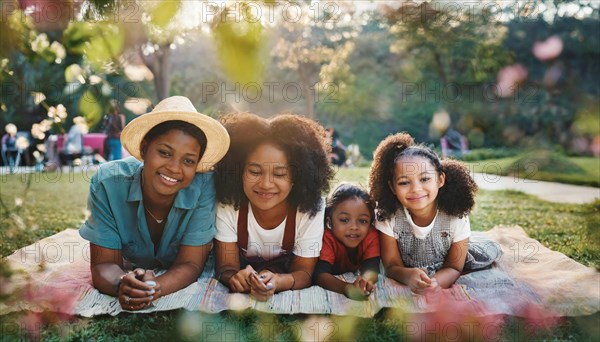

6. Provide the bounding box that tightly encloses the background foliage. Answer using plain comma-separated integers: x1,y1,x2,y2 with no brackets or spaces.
1,0,598,159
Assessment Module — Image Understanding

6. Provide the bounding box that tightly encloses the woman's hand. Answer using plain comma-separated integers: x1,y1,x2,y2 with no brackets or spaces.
228,265,255,293
118,268,156,310
407,268,433,295
141,270,162,300
248,270,277,301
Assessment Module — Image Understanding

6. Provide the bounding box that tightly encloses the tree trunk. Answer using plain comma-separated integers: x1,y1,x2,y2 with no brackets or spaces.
155,45,171,101
140,44,171,101
298,62,316,119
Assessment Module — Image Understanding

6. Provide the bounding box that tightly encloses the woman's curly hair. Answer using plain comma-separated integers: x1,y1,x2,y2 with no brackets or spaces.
369,132,477,221
215,112,334,217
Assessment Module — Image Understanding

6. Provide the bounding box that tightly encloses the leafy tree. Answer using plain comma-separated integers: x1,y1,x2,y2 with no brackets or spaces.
271,1,358,118
381,1,513,141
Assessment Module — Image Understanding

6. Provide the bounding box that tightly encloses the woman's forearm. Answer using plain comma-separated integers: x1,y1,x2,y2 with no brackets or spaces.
288,269,314,291
156,262,204,297
91,263,127,296
274,273,295,292
217,268,238,288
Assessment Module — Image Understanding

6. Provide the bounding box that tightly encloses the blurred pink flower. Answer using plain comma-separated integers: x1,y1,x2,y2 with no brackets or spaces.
496,64,528,98
19,283,77,340
517,301,561,333
20,311,43,341
406,288,505,341
533,36,563,61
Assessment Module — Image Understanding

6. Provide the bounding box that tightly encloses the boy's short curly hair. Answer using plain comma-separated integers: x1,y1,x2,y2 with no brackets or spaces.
369,132,477,221
215,112,334,217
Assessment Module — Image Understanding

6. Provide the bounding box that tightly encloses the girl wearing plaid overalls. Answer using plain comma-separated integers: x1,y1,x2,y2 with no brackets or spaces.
369,133,500,294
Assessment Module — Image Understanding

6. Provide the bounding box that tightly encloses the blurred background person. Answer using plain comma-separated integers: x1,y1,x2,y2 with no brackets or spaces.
103,100,126,161
1,123,19,173
325,127,347,167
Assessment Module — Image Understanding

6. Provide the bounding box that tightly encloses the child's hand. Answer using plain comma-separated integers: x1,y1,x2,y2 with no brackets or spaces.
429,277,439,290
407,268,432,294
423,277,441,296
345,276,371,301
248,271,276,301
362,270,378,294
365,279,376,295
228,265,255,293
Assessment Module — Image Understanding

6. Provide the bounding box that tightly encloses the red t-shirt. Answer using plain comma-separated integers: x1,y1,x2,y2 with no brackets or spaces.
319,227,380,275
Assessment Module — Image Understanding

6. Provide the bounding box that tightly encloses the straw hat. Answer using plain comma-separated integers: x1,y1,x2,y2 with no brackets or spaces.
121,96,230,172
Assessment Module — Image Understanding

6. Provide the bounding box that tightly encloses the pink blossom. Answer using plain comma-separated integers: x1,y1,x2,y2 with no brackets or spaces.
405,288,505,341
496,64,528,98
19,312,43,341
533,36,563,61
517,301,562,333
18,283,78,340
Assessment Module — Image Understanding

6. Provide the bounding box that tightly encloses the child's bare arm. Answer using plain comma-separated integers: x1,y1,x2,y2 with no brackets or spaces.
380,233,435,293
315,261,370,300
433,238,469,288
380,232,412,283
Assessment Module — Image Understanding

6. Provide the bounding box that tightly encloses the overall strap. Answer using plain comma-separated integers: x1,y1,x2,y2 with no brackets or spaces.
237,202,297,252
282,205,296,252
237,202,250,251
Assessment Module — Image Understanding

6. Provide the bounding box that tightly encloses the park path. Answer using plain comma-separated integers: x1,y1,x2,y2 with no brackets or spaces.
473,173,599,204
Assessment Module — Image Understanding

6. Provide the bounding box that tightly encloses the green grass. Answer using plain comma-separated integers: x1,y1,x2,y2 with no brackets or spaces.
0,170,91,257
466,154,600,187
1,167,599,341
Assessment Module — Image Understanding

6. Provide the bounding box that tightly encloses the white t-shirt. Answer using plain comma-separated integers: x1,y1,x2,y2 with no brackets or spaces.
376,207,470,242
215,200,325,260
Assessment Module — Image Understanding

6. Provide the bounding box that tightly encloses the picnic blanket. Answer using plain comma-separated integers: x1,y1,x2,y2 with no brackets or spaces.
1,225,598,318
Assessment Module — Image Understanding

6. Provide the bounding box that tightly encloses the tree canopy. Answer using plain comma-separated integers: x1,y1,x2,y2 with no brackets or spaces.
1,0,598,158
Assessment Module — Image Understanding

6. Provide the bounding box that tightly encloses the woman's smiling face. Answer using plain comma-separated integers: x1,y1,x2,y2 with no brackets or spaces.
141,129,201,201
243,143,293,213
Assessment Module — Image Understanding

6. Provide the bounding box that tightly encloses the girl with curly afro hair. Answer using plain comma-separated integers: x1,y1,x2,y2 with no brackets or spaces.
369,133,500,294
214,112,334,301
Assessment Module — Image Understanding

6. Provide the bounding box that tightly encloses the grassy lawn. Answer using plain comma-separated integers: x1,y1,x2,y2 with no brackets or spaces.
466,155,600,187
0,167,599,341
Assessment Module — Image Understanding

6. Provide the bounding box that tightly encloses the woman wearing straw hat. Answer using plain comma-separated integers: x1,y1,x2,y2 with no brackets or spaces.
79,96,229,311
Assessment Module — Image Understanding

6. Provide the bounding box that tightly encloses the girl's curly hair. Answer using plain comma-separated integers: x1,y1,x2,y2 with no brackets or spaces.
368,133,414,221
369,133,477,221
215,112,334,217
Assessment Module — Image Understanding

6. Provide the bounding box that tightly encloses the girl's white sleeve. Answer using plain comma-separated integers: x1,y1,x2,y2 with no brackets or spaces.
215,204,238,242
375,216,398,239
293,199,325,258
452,216,471,242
